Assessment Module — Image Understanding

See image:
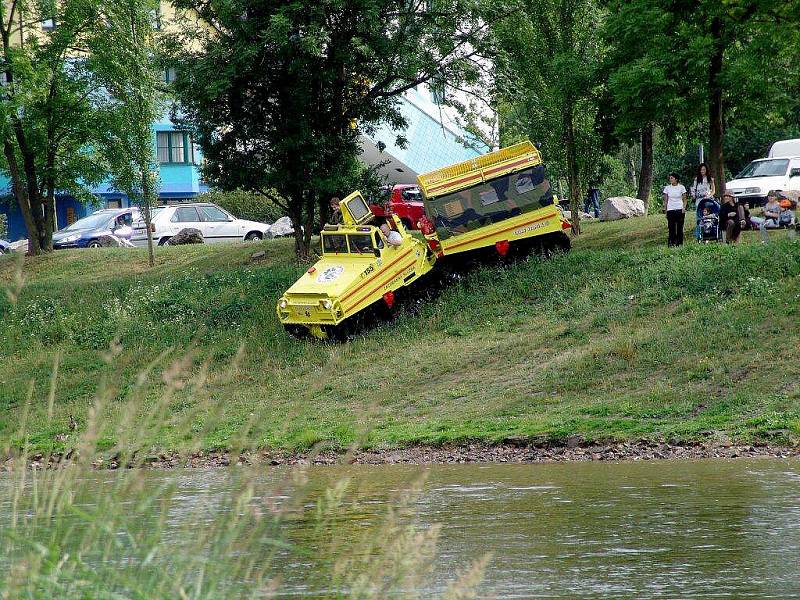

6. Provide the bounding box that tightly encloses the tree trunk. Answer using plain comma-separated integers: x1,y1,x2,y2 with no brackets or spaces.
563,105,581,236
290,196,307,259
303,193,315,254
141,171,155,268
708,16,726,194
3,140,39,254
637,123,654,205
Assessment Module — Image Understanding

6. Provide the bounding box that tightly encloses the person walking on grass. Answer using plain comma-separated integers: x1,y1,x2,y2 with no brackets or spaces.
719,192,746,244
662,173,687,246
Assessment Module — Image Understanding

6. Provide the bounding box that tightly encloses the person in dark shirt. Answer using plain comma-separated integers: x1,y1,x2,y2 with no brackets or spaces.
329,196,342,224
719,192,745,243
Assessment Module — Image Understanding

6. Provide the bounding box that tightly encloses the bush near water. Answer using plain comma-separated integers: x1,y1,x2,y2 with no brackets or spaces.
1,215,799,457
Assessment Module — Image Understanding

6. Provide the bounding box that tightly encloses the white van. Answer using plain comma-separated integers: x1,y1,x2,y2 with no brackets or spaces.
726,152,800,206
768,139,800,158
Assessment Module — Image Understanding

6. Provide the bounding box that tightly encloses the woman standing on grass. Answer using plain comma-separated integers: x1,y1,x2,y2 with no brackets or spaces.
662,173,687,246
690,163,715,208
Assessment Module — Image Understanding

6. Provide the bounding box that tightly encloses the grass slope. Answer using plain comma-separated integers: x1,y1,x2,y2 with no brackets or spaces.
1,217,799,456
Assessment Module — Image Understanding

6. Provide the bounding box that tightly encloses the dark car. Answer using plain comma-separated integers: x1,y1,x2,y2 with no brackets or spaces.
52,208,139,250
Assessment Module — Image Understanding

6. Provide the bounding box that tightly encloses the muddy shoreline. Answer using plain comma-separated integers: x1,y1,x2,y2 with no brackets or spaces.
20,438,792,470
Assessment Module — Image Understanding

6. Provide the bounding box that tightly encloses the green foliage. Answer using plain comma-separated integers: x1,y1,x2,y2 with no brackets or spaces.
0,214,6,240
166,0,496,254
89,1,163,213
199,189,286,224
495,0,606,225
602,0,800,187
0,0,113,252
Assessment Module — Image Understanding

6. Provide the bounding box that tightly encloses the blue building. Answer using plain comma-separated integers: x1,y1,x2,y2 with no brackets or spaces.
0,113,207,242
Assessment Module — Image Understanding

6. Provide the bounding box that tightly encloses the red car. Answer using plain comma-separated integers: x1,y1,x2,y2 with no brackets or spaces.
369,184,427,231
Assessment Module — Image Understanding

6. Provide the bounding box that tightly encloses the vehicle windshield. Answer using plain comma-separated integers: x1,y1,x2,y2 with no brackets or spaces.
401,187,422,202
736,159,789,179
348,234,375,254
62,212,113,232
322,234,348,254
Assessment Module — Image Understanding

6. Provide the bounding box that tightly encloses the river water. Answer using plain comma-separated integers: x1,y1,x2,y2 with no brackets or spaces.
3,458,800,598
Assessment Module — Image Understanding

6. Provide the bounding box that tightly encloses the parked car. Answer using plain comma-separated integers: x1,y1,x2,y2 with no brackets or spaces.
131,203,271,246
52,208,140,250
727,156,800,207
0,239,10,254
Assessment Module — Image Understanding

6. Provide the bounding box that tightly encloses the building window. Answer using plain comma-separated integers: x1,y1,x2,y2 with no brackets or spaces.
66,207,76,225
157,131,195,164
41,18,56,31
106,199,122,209
164,67,176,84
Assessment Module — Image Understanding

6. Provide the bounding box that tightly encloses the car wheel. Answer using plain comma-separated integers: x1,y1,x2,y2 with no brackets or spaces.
158,237,172,246
87,240,103,249
245,232,263,242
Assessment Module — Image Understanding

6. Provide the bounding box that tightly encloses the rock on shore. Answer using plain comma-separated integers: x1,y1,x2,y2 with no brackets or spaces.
600,196,647,221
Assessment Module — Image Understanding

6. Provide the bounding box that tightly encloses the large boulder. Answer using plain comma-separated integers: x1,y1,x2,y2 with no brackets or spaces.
600,196,647,221
268,216,294,238
169,228,204,245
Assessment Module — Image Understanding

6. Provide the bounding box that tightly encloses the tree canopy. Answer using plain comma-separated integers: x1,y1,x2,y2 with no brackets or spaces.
166,0,503,255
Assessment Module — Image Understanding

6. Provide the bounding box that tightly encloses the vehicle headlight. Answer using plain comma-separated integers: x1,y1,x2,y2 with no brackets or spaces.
320,299,333,310
63,234,81,243
744,187,760,195
278,298,288,309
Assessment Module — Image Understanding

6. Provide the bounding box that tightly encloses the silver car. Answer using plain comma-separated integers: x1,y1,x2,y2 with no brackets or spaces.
131,203,271,246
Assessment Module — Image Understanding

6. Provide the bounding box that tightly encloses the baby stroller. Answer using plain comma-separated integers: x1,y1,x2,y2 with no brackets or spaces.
699,212,720,243
696,197,721,243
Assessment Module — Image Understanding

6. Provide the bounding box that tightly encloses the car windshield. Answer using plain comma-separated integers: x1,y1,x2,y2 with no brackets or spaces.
736,159,789,179
62,212,113,231
348,234,374,254
401,188,422,202
322,234,348,254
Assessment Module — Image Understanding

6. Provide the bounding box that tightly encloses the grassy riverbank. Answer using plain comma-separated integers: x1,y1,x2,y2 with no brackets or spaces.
1,216,799,458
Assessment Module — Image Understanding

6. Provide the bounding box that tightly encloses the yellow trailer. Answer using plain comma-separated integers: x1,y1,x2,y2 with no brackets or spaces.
416,140,571,259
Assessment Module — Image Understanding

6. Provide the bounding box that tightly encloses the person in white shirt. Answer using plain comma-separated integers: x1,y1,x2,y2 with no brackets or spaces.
662,173,687,246
380,223,403,246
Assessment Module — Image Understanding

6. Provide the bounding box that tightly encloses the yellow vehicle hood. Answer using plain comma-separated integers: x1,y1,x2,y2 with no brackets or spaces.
285,256,374,297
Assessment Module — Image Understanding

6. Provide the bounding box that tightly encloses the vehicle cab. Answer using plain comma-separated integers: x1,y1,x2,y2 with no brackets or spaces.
277,191,436,339
727,157,800,206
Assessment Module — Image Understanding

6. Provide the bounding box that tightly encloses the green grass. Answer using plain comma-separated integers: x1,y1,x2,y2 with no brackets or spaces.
1,216,799,456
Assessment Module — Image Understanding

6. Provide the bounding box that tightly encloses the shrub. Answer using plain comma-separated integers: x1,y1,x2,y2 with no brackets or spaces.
199,189,286,224
0,213,7,239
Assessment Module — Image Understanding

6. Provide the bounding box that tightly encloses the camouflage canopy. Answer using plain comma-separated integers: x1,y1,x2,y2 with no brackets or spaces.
422,164,555,239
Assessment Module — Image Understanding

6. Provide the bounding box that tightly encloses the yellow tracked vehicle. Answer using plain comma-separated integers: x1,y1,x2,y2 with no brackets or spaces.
278,141,570,340
277,191,436,340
